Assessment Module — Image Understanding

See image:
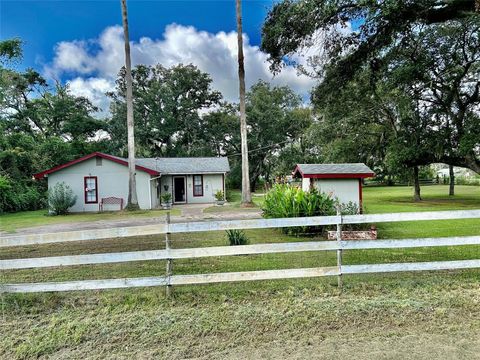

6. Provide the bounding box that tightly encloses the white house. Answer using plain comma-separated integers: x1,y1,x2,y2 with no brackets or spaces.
34,152,229,212
292,163,374,209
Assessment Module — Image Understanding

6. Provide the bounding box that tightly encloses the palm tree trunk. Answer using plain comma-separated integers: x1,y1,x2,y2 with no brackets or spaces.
449,164,455,196
236,0,252,205
120,0,139,210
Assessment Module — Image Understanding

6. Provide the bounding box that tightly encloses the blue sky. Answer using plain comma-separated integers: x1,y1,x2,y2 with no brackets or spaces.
2,1,269,70
1,0,317,113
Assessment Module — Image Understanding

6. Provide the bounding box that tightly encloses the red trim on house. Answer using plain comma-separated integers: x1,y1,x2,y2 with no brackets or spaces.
301,173,374,179
193,174,204,197
33,152,159,179
84,176,98,204
292,165,305,178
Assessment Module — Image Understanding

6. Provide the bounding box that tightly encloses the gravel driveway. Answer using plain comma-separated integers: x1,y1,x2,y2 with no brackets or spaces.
1,204,262,236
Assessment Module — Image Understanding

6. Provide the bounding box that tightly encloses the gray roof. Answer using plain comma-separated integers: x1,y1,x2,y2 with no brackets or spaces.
295,163,374,175
136,157,230,174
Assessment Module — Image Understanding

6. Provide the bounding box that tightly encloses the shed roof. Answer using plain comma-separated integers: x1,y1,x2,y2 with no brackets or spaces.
293,163,374,179
33,152,230,179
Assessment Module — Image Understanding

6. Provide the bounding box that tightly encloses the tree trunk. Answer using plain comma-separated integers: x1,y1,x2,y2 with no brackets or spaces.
236,0,252,205
449,164,455,196
121,0,139,210
413,166,422,201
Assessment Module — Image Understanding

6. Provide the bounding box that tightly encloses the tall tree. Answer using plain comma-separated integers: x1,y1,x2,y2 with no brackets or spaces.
245,81,311,189
108,64,221,156
262,0,478,91
236,0,252,204
120,0,139,210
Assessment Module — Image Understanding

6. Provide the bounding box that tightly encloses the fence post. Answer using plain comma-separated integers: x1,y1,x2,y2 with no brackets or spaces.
165,212,173,297
336,205,343,289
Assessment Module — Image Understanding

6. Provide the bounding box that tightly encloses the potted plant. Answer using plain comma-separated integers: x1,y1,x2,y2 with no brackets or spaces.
215,190,225,205
161,192,172,210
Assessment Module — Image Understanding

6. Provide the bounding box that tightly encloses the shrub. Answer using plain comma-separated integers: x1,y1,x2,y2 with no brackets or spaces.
161,192,172,203
48,182,77,215
226,229,249,246
455,176,480,186
215,190,224,201
262,184,335,235
0,175,46,213
336,201,369,230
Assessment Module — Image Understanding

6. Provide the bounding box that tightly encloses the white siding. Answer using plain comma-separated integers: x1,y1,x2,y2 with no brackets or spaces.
47,157,152,212
312,178,360,206
159,174,225,204
302,178,310,191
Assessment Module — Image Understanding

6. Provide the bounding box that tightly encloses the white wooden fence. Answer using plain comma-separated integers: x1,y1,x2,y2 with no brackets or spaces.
1,209,480,293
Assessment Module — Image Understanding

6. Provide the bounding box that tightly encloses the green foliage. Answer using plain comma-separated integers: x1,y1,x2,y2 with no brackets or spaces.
262,184,335,235
48,182,77,215
261,0,477,90
337,201,368,231
455,177,480,186
225,229,249,246
262,2,480,178
0,38,23,63
0,40,109,213
161,192,172,203
0,175,45,213
214,190,224,201
108,63,222,157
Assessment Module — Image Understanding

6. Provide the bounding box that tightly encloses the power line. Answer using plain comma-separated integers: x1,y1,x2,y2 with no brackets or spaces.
226,139,294,157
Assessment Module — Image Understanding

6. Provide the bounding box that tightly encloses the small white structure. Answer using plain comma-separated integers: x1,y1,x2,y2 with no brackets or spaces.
292,163,374,209
34,152,229,212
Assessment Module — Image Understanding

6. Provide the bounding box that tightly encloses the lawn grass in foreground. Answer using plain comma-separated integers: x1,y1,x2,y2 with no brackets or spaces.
1,271,480,359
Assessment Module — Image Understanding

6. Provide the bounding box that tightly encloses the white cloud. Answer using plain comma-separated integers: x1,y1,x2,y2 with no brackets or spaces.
67,77,115,115
46,24,316,110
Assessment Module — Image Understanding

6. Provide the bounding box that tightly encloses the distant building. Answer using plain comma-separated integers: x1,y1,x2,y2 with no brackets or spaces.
292,163,375,209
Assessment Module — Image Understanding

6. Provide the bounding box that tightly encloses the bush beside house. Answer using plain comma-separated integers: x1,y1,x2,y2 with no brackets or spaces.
48,182,77,215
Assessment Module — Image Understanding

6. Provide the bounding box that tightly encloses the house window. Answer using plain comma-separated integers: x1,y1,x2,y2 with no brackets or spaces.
96,157,102,166
193,175,203,196
84,176,98,203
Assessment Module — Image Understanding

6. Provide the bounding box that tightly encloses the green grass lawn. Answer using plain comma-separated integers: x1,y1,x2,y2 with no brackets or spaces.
0,208,181,233
364,185,480,239
1,185,480,358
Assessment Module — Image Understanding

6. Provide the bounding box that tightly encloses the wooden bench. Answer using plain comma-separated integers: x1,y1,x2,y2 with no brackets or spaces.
99,197,124,211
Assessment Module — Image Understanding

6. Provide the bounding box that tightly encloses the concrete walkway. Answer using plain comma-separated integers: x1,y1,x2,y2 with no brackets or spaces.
1,205,262,236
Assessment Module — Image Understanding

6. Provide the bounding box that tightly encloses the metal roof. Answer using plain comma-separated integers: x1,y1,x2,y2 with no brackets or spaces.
135,157,230,174
33,152,229,179
293,163,374,178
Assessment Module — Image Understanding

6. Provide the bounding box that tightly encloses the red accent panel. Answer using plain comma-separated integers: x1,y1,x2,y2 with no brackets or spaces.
84,176,98,204
33,152,159,179
193,174,204,197
292,165,305,178
302,173,375,179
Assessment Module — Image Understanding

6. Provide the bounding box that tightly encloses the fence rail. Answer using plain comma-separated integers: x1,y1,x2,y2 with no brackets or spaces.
2,209,480,248
1,209,480,294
